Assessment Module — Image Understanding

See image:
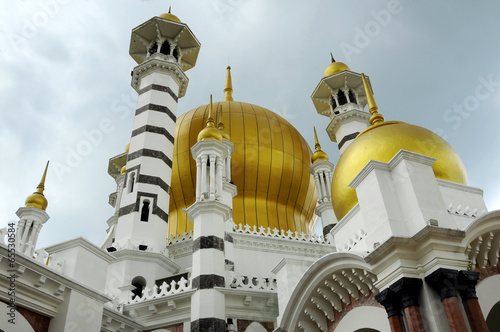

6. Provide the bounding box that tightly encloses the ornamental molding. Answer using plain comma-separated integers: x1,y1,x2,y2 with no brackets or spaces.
131,58,188,97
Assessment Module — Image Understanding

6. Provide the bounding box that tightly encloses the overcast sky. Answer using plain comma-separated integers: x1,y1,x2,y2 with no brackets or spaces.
1,1,500,249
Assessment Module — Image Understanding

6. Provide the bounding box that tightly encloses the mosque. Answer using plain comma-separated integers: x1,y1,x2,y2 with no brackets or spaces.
2,10,500,332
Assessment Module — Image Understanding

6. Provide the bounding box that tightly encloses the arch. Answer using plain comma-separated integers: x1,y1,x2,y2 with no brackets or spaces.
486,301,500,331
278,252,378,331
348,89,356,104
131,276,147,299
0,306,35,332
160,40,171,56
337,90,348,106
463,210,500,269
128,172,136,193
244,322,267,332
335,306,387,331
477,274,500,319
148,42,158,55
141,199,150,222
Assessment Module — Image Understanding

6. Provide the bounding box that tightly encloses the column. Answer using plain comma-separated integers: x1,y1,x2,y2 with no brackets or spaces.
457,271,489,332
425,268,468,332
390,278,425,332
375,288,406,332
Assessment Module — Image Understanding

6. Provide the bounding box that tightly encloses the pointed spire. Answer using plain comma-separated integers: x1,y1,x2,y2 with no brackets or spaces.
361,73,384,125
25,161,49,210
168,5,172,13
208,94,215,123
330,52,335,63
218,105,230,141
224,66,234,101
311,127,328,164
314,127,321,151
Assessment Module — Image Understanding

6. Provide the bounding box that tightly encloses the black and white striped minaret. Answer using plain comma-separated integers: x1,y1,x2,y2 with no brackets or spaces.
113,13,200,253
186,98,233,331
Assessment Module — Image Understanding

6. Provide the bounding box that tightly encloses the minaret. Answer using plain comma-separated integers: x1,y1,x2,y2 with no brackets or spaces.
309,128,337,237
16,161,50,256
113,11,200,252
311,54,371,155
186,96,233,331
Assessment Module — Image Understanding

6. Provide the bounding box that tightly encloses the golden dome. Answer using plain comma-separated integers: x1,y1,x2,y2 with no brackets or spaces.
197,96,223,142
168,101,318,236
25,161,49,211
323,54,350,77
331,121,468,220
158,7,181,22
311,127,328,164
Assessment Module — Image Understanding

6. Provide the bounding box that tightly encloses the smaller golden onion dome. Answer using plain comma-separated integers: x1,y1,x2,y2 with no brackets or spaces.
25,161,49,211
121,165,127,175
125,141,130,153
197,95,223,142
158,6,181,22
311,127,328,164
323,53,350,77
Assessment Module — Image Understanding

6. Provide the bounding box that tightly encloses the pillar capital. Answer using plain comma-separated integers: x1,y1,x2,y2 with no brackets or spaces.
425,268,459,300
389,277,423,308
375,288,402,318
457,270,479,301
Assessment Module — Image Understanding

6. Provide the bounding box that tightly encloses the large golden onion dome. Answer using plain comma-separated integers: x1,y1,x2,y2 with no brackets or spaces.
158,7,181,23
168,100,318,236
331,75,468,220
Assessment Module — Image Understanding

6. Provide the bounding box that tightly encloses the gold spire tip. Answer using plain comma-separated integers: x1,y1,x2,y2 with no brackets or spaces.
168,6,171,13
224,66,234,101
218,105,223,128
208,94,214,123
330,52,335,63
313,127,321,150
37,161,50,193
361,73,384,125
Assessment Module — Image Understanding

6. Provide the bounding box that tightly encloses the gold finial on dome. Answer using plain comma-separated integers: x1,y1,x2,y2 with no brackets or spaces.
323,53,350,77
361,73,384,125
25,161,49,211
197,95,223,142
311,127,329,164
217,105,230,141
224,66,234,101
158,6,181,22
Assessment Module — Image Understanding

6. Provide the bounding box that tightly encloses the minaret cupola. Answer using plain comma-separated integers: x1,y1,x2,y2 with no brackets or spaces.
311,54,372,154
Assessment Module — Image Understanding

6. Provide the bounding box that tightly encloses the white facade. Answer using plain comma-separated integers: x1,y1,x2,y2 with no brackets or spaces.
1,12,500,332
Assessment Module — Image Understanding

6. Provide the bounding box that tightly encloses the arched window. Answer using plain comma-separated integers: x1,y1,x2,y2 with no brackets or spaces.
337,90,348,106
173,46,179,60
148,42,158,55
128,172,136,193
160,41,171,56
141,199,150,222
131,276,146,299
348,89,356,104
331,95,338,109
